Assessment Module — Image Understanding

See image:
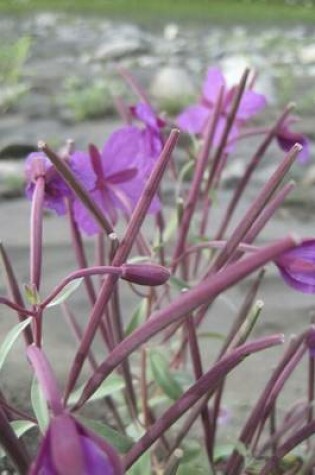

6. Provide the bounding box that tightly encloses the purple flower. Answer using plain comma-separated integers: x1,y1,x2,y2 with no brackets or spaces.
276,121,310,164
25,151,95,216
275,239,315,293
29,413,123,475
176,67,267,150
25,152,72,215
73,134,160,235
130,102,165,175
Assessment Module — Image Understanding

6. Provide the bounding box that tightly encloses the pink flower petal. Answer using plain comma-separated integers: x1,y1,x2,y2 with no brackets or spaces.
176,105,209,135
236,89,267,120
276,240,315,293
202,67,226,105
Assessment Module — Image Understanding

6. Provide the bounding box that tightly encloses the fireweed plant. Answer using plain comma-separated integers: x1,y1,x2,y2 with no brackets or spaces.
0,65,314,475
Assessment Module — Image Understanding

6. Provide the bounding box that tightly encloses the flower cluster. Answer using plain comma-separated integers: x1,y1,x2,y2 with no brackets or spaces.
25,102,164,235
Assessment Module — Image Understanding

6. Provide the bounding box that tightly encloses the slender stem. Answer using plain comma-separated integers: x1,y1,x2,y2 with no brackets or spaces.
124,335,283,470
308,356,315,426
259,420,315,475
0,243,33,344
62,303,125,432
198,69,250,238
210,143,301,273
111,285,138,420
0,392,36,424
67,199,97,305
171,86,224,272
0,297,36,317
208,270,265,457
140,348,149,428
215,104,294,240
73,236,297,410
225,333,306,474
0,407,30,474
64,130,179,402
38,141,115,236
40,266,123,309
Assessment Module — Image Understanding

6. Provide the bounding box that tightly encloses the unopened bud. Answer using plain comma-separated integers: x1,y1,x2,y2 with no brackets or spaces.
121,263,170,286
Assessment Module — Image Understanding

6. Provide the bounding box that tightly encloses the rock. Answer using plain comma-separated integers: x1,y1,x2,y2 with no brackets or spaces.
221,159,246,188
164,24,179,41
302,165,315,187
150,66,195,103
299,44,315,64
220,54,277,104
0,144,35,159
94,38,150,61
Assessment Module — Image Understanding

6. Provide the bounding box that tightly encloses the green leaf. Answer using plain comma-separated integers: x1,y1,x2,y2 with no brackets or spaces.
197,331,225,341
149,349,183,401
169,275,190,292
127,451,151,475
11,420,36,438
125,299,147,337
0,317,32,372
181,443,202,463
126,256,151,264
214,441,248,463
47,278,84,307
162,211,178,243
24,284,40,305
153,210,178,251
68,373,125,405
31,378,49,433
79,417,133,453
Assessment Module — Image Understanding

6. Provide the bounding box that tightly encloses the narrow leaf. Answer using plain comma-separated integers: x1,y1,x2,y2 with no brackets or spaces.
31,378,49,433
125,299,147,337
47,278,84,307
0,317,32,372
169,276,190,292
149,349,183,401
68,373,125,405
10,420,36,438
127,452,151,475
79,417,133,453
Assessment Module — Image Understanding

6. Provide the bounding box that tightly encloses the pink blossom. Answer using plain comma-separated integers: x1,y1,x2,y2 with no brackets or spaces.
73,133,160,235
176,67,267,151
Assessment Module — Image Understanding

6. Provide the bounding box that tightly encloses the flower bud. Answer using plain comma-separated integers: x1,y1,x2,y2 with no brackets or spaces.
121,263,170,286
29,413,123,475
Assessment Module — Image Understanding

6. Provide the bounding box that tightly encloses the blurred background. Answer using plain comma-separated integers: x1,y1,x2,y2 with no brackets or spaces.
0,0,315,199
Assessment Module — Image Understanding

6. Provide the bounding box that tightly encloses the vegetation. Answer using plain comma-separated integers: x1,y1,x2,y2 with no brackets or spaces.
1,0,315,24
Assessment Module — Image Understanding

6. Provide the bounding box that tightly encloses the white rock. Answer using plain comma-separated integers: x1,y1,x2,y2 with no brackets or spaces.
220,54,277,104
164,23,179,41
95,39,149,61
150,66,195,102
300,44,315,64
